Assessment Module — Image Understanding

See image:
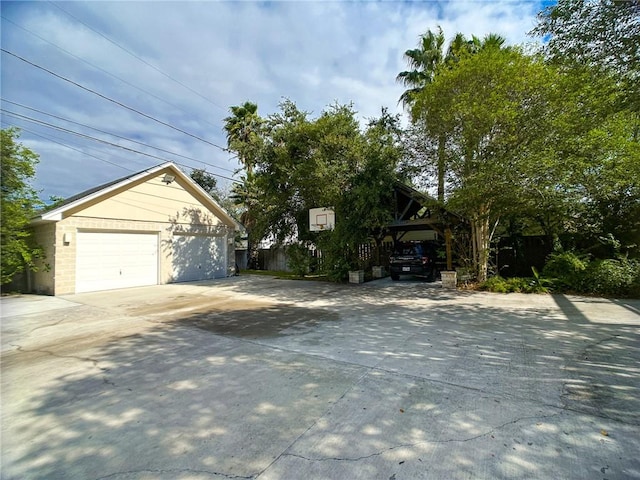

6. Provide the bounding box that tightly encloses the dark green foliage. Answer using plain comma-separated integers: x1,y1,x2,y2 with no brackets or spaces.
479,275,549,294
190,168,220,201
541,251,640,296
580,258,640,296
1,128,44,286
542,251,588,290
286,243,311,277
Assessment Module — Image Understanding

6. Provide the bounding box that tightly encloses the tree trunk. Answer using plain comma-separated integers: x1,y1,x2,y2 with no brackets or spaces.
471,206,491,282
437,134,446,202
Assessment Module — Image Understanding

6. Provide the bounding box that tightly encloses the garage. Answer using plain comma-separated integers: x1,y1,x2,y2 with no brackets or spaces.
76,232,159,293
30,162,242,295
172,234,226,282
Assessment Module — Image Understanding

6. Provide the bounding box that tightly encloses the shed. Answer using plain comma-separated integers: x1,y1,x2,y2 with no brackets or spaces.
30,162,242,295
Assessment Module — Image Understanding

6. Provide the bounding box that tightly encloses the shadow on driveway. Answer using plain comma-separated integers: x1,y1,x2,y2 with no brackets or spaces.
2,277,639,479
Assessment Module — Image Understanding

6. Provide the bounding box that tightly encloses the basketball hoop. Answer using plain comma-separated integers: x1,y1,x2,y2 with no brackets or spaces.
309,207,335,232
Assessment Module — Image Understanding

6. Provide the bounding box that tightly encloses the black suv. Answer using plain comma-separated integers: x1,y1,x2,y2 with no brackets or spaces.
389,241,438,281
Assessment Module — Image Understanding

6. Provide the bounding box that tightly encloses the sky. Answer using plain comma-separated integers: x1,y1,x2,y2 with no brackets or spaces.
1,0,548,202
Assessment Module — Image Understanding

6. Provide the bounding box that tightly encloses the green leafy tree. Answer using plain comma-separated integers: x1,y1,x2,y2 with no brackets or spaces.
243,101,403,280
398,28,506,201
531,0,640,257
250,100,363,245
414,48,556,281
1,128,44,286
532,0,640,113
190,168,221,201
223,102,265,267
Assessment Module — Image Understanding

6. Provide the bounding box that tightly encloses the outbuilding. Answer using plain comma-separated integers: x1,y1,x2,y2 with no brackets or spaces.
30,162,242,295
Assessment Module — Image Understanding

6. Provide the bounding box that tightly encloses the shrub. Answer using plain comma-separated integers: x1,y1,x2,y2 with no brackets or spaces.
479,276,509,293
287,243,311,277
580,258,640,296
479,275,549,294
542,251,588,291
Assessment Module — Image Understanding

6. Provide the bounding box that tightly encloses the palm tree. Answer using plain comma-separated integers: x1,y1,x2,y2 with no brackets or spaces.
397,27,450,201
397,28,506,201
396,27,446,110
223,101,262,176
398,29,507,108
224,102,264,269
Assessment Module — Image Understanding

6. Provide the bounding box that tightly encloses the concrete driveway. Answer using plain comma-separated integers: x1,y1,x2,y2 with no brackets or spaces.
1,276,639,480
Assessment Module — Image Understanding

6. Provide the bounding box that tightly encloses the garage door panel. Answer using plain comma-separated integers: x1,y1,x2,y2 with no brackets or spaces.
172,235,226,282
76,232,158,293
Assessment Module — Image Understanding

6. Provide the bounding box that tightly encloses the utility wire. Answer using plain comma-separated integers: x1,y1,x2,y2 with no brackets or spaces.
2,120,238,215
1,15,223,131
48,1,228,112
2,120,134,171
2,109,241,183
3,99,237,174
1,48,229,152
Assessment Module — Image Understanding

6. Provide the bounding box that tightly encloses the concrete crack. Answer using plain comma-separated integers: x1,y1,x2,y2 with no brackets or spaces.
95,468,254,479
9,344,117,387
281,412,562,463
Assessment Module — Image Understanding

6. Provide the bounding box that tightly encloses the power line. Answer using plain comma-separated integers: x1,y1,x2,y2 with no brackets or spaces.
48,1,228,112
1,109,241,183
2,120,134,171
1,48,229,152
0,15,223,132
3,99,237,175
3,120,240,217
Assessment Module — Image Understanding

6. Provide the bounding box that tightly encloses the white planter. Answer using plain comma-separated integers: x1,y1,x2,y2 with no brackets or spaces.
349,270,365,284
441,271,457,289
372,266,385,279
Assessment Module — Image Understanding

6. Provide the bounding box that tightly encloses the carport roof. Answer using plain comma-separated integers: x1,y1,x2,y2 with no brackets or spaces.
390,182,465,233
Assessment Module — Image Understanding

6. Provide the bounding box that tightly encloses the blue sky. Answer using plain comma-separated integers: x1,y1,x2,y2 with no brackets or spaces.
1,1,547,201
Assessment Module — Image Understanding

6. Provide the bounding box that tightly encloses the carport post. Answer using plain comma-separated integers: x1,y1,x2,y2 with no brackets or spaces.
445,227,452,271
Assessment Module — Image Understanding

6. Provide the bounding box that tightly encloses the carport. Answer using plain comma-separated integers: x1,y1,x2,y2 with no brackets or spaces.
387,182,467,270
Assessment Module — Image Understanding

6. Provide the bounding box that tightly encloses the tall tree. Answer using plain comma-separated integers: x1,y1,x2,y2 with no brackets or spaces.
396,27,446,108
414,48,555,281
223,102,264,267
532,0,640,113
223,101,263,175
1,128,44,286
533,0,640,255
398,28,506,201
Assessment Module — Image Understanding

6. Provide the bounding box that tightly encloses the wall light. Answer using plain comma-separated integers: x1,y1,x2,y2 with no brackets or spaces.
162,174,176,185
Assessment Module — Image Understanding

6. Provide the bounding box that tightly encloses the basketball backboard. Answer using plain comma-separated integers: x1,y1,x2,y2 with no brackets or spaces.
309,207,335,231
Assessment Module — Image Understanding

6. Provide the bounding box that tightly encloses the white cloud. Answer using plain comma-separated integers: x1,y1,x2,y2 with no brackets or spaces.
1,0,545,200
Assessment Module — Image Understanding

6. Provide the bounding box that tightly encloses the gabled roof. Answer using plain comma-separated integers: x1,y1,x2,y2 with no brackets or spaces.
32,162,243,230
390,182,466,232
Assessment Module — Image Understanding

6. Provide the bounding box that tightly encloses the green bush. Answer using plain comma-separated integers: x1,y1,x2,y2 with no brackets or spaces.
541,251,640,297
580,258,640,296
479,275,549,294
287,243,311,277
542,251,588,291
479,276,509,293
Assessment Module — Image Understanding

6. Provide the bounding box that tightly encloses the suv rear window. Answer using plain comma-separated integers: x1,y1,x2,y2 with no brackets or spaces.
394,244,424,256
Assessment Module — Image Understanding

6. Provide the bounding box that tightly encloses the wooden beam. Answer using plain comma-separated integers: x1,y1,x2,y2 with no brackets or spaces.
445,227,452,271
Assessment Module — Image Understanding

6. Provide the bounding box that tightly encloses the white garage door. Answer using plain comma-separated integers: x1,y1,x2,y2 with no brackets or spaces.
76,232,159,293
172,235,226,282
